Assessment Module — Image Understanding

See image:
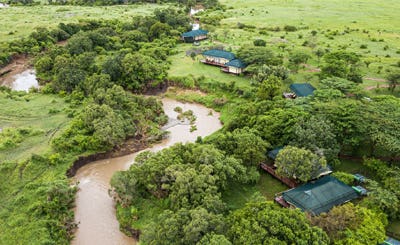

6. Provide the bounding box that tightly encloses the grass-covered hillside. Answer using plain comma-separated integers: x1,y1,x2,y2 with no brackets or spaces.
0,4,166,42
169,0,400,92
0,90,72,162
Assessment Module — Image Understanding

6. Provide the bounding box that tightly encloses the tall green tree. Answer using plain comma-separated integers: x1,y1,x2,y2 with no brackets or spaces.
256,75,282,100
291,115,340,162
275,146,327,182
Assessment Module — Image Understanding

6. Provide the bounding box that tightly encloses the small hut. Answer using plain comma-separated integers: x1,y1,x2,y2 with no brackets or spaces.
289,83,316,97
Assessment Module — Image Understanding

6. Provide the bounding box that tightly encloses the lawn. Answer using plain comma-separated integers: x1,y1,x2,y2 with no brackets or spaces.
0,90,72,162
0,3,167,42
222,171,287,210
168,43,251,90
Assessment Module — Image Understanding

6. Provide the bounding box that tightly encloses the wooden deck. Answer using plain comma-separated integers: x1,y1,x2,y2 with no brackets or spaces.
200,59,226,67
260,163,298,188
275,195,290,208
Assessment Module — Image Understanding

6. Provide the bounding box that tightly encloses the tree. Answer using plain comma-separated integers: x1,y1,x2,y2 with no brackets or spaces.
291,115,340,162
255,108,308,146
320,51,362,83
289,51,311,72
236,46,282,71
66,33,93,55
386,70,400,92
149,22,171,40
275,146,327,182
334,205,387,245
142,207,226,245
122,52,167,90
314,48,325,64
361,180,400,219
227,201,329,244
197,233,232,245
319,77,361,95
252,64,289,82
256,75,282,100
205,127,269,168
310,203,361,241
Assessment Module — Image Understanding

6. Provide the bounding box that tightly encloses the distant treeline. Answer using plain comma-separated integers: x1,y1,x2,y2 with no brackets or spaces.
5,0,219,8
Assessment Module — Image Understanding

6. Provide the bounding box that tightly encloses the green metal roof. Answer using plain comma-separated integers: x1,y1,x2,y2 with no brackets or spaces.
268,147,284,160
225,59,246,68
282,175,359,215
290,83,316,97
383,237,400,245
182,29,208,38
202,49,235,60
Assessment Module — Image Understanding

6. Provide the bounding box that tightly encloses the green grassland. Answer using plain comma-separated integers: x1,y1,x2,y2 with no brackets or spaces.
0,90,72,162
0,3,166,42
168,0,400,91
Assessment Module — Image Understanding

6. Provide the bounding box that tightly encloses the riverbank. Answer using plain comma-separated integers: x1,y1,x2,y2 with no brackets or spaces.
71,97,222,244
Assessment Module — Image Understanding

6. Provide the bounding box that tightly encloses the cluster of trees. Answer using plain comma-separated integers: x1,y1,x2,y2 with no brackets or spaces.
41,0,219,7
110,143,332,244
1,9,191,244
52,85,167,153
32,9,192,154
310,203,387,244
35,10,190,92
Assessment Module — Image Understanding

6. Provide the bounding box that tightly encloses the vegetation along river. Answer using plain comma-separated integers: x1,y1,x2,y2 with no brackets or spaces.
71,97,222,245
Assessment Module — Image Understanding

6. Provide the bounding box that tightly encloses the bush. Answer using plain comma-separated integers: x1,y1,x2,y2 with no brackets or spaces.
283,25,297,32
253,39,266,47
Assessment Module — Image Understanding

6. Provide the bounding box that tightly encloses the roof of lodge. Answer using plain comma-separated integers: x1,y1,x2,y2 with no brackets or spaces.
282,175,359,215
225,59,246,68
290,83,316,97
383,237,400,245
202,49,236,60
182,29,208,38
268,147,284,160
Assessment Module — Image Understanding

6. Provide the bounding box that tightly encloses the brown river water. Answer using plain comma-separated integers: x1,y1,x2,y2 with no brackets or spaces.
71,97,222,245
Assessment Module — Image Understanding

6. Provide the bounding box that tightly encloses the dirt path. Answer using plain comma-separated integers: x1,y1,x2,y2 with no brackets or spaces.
364,77,387,82
365,84,390,90
0,55,32,86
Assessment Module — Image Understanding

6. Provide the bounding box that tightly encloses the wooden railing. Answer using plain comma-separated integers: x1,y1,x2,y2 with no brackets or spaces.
260,163,298,188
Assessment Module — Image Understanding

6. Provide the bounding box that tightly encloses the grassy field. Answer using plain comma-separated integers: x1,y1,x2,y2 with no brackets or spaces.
169,44,251,90
168,0,400,91
222,171,287,210
0,3,166,42
0,90,72,162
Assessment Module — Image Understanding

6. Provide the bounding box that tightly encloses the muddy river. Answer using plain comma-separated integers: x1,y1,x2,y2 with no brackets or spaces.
0,68,39,92
71,98,222,245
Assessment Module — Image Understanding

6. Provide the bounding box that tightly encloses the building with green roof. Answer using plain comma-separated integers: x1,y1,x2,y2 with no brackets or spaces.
181,29,208,43
281,175,359,215
289,83,316,97
222,59,247,74
201,49,246,74
383,237,400,245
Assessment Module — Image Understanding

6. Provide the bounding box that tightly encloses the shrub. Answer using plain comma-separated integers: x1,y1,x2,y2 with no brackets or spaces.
283,25,297,32
253,39,266,47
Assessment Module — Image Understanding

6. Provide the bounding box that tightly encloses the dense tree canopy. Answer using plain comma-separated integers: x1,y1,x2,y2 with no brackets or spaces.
227,201,330,244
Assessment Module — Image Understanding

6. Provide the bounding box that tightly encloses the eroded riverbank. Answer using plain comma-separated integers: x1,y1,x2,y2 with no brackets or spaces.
71,97,222,245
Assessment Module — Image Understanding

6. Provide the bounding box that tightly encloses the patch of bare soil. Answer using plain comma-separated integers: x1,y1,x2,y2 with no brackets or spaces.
0,55,31,86
365,84,390,90
364,77,387,82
